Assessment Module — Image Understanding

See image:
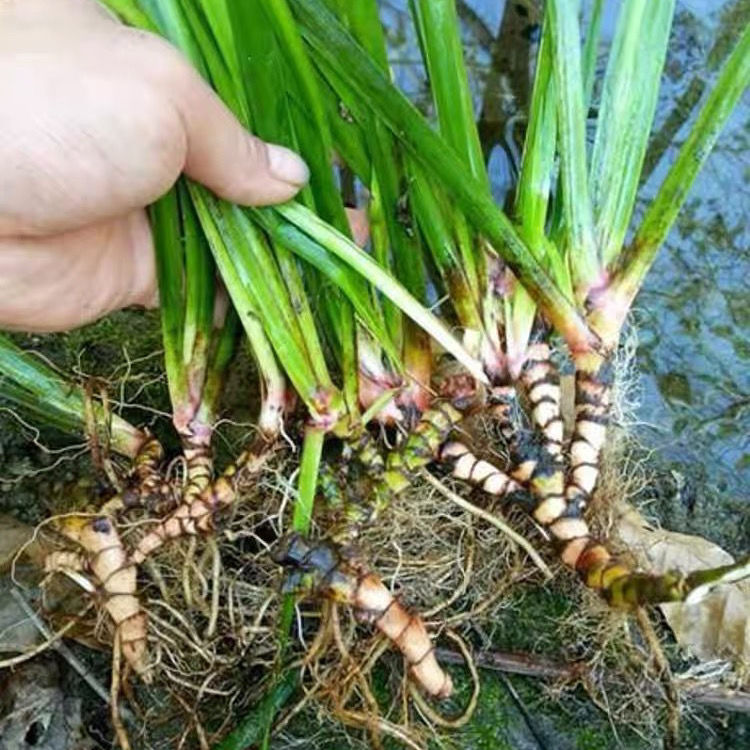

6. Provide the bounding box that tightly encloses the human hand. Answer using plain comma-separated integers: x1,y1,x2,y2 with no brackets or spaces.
0,0,309,333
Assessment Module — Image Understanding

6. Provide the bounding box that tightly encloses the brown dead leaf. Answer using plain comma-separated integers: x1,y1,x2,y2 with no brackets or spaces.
614,502,749,669
0,514,45,572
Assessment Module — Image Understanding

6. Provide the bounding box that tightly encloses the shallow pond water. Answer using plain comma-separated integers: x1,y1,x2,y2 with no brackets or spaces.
385,0,749,550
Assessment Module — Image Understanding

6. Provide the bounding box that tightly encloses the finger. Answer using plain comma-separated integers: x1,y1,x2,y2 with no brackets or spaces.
147,36,309,205
0,211,156,333
0,28,188,236
0,24,308,238
345,208,371,248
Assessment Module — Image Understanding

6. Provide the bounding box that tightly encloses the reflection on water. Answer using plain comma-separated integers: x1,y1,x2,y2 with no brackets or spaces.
384,0,749,528
632,0,749,513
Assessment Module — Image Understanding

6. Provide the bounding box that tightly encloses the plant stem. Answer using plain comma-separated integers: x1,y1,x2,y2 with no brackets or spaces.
150,188,187,411
274,203,489,384
293,425,325,532
266,424,326,746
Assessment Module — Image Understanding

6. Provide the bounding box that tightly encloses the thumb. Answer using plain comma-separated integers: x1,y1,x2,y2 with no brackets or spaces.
153,39,309,205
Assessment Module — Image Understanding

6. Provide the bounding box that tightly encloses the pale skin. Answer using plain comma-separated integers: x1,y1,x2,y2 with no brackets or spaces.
0,0,316,333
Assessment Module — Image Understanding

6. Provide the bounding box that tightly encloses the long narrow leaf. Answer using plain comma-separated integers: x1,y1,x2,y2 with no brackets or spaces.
547,0,598,296
273,203,488,384
612,21,750,310
335,6,410,351
317,74,372,181
516,21,558,255
228,2,348,386
258,0,349,233
590,1,675,266
408,163,483,332
506,20,564,373
581,0,604,107
180,0,248,121
198,306,239,423
189,187,326,407
289,0,595,353
410,0,489,192
233,0,365,389
149,189,186,408
251,208,400,365
179,183,214,376
409,0,485,297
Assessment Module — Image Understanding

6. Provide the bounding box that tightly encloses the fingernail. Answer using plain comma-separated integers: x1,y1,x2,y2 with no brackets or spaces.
268,144,310,187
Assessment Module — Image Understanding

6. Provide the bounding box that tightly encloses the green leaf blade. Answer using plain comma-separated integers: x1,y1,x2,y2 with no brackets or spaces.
590,0,675,267
289,0,595,353
275,202,489,384
547,0,599,296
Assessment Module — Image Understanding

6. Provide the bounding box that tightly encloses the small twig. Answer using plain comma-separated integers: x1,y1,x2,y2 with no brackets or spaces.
434,648,750,714
422,470,553,580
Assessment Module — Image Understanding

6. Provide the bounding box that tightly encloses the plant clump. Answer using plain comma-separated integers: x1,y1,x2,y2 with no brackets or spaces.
1,0,749,748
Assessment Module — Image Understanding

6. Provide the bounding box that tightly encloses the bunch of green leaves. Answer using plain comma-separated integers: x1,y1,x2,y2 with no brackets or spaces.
0,333,144,458
107,0,485,431
288,0,749,355
151,182,239,437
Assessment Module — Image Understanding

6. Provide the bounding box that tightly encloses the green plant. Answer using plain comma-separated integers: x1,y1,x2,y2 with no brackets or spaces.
2,1,748,747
